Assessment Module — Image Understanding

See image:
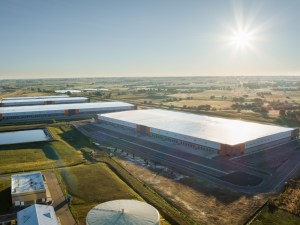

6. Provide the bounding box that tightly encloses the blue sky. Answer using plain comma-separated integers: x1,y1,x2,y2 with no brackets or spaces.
0,0,299,78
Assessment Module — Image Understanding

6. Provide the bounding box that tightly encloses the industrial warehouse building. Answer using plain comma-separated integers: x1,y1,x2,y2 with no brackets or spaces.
0,97,88,107
2,95,68,100
0,102,136,124
97,109,299,156
11,172,47,206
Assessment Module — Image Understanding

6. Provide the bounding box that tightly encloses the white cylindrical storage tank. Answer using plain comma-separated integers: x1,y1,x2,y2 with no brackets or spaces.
86,199,160,225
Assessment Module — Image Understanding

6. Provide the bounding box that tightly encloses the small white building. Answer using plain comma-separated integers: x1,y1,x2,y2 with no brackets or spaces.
17,204,59,225
11,172,46,206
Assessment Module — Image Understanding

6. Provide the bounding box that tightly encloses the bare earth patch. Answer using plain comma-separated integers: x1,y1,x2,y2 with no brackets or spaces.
115,153,267,225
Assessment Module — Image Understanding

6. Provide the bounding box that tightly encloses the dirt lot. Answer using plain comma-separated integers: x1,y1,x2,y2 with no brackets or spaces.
115,153,267,225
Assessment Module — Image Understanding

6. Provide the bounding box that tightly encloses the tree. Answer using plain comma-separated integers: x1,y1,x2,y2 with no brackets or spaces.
279,109,286,117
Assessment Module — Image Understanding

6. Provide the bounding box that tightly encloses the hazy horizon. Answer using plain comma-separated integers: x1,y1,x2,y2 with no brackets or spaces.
1,0,300,79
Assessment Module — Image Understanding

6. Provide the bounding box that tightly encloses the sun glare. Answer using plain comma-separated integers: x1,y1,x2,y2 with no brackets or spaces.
231,29,253,49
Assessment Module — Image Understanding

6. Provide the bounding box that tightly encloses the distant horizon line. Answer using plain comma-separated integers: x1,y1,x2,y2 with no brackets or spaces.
1,74,300,80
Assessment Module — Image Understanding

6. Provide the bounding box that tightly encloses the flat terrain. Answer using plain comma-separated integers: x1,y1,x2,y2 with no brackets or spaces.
76,122,300,224
0,77,300,225
56,163,139,225
115,153,266,225
1,76,299,127
0,127,84,174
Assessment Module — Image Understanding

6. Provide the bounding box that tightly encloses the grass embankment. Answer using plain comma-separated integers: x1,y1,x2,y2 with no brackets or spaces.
271,179,300,215
251,179,300,225
98,156,199,225
251,206,300,225
0,126,84,174
56,163,140,225
0,178,11,214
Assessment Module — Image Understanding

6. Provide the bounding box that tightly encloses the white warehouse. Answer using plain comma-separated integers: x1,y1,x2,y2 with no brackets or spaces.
2,95,69,100
97,109,299,156
0,102,136,124
0,97,88,107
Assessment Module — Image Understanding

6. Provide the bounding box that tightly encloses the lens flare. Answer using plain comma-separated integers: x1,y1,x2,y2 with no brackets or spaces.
230,29,253,49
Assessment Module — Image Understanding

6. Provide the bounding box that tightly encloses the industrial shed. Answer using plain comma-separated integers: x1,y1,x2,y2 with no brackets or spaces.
0,102,136,124
0,97,88,107
17,204,59,225
11,172,46,206
97,109,298,156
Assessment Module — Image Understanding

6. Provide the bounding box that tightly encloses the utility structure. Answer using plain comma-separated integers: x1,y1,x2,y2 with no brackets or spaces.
86,199,160,225
11,172,47,206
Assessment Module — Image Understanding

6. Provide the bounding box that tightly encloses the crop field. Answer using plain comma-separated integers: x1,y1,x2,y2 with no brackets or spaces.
1,76,299,127
57,163,140,225
164,99,233,109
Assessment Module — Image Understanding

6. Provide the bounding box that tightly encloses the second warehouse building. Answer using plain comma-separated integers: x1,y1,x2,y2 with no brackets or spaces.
0,97,89,107
97,109,299,156
0,102,136,123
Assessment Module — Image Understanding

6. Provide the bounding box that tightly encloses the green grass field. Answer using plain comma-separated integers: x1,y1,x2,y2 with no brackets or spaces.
0,126,84,174
251,206,300,225
57,163,140,225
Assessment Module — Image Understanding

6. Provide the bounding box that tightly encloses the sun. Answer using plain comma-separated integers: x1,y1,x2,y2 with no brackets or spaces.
230,29,253,49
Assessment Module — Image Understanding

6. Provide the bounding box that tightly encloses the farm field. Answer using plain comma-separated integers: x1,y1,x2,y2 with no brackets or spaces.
1,76,299,127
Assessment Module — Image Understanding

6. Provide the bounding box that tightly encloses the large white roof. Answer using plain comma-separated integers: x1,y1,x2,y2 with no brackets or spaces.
11,172,45,194
2,95,68,100
99,109,294,145
0,102,133,114
86,200,160,225
17,204,59,225
1,97,87,104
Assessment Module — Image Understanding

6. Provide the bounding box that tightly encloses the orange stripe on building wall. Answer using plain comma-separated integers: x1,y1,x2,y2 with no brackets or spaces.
240,143,245,154
136,124,141,132
0,113,2,120
146,127,151,136
75,109,80,114
64,110,69,115
220,144,226,155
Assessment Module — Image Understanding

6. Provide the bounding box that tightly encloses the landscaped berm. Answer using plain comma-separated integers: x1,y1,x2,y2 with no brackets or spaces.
57,163,140,225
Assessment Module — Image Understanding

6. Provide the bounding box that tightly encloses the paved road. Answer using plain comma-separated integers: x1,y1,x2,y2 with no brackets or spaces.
44,172,77,225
